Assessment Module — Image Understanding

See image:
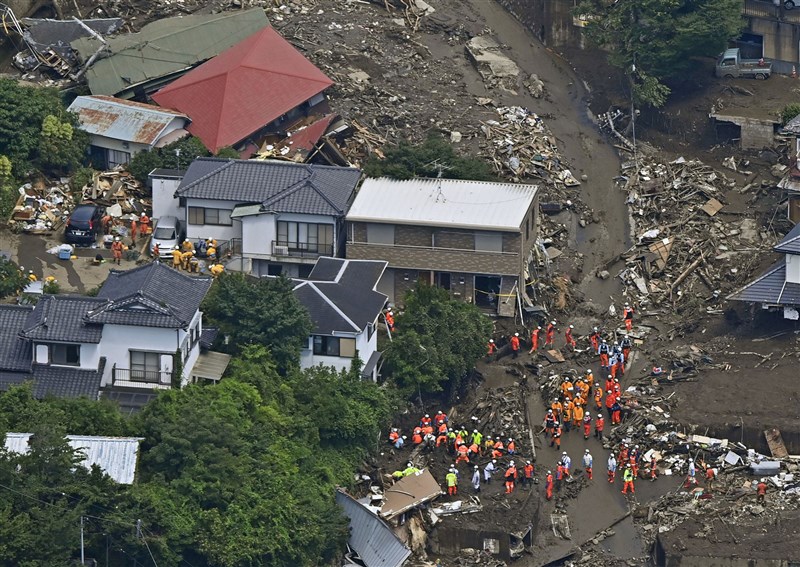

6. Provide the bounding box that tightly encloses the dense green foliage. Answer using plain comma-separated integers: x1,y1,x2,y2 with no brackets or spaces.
574,0,744,106
384,283,492,397
0,346,397,566
202,273,313,372
126,136,239,183
364,133,494,180
0,79,88,177
781,103,800,125
0,258,27,299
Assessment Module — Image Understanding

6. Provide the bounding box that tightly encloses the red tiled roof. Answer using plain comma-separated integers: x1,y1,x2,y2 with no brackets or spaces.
152,27,333,153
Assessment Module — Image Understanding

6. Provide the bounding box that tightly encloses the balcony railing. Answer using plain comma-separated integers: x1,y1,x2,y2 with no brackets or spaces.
111,365,172,389
743,0,800,23
271,240,334,258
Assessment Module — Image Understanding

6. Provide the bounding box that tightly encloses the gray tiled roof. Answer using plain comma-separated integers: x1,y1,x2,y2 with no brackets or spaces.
20,296,106,344
774,223,800,254
292,258,388,335
30,359,105,399
91,263,212,328
727,260,800,305
175,158,361,216
0,305,34,371
0,360,104,400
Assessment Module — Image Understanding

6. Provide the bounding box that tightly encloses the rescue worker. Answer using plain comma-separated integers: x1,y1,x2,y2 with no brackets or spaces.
551,398,563,423
385,309,395,332
130,219,138,244
523,461,534,489
472,465,481,493
467,441,480,461
412,428,423,445
506,438,516,456
595,414,605,441
446,468,458,496
562,398,573,432
456,443,470,464
434,410,448,429
504,461,517,494
487,339,497,357
705,465,715,491
561,451,572,477
607,453,617,483
555,461,565,492
510,332,521,359
565,324,576,350
101,213,112,235
589,326,600,351
582,412,592,440
605,375,615,396
561,377,574,400
209,263,225,278
611,399,622,425
181,238,195,253
605,390,616,419
139,212,150,234
389,428,400,445
756,480,768,503
180,247,194,270
420,414,432,429
422,432,435,452
622,464,635,494
572,402,584,431
206,239,217,260
545,470,554,500
650,456,658,481
598,339,610,370
491,438,505,459
594,384,603,410
545,320,556,348
188,251,199,273
483,435,495,455
621,333,633,362
27,270,37,282
111,237,124,265
623,302,634,331
583,449,593,480
436,427,448,448
484,459,497,484
529,326,541,353
470,429,483,448
395,435,406,450
544,410,556,437
172,246,182,269
152,242,160,260
550,422,562,450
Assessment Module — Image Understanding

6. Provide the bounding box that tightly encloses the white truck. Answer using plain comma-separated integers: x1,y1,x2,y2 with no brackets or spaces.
715,48,772,80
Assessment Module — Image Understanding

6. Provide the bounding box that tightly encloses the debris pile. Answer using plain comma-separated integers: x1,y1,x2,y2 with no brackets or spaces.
612,154,772,310
9,180,74,234
81,169,149,214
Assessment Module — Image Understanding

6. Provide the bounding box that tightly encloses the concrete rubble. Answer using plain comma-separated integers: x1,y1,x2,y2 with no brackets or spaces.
9,180,75,234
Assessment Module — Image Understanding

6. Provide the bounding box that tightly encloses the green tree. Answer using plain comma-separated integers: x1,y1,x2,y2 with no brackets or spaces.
126,136,212,183
202,273,312,372
0,258,27,301
0,79,87,177
575,0,744,106
384,283,492,397
364,133,494,180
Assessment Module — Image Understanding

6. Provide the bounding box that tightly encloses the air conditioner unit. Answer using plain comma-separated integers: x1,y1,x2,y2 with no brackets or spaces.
274,245,289,256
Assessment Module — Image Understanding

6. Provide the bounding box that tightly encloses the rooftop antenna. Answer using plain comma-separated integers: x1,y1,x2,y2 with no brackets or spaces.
425,159,451,202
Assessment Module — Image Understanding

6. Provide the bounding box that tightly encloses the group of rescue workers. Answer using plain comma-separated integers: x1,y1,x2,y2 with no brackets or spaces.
156,237,225,278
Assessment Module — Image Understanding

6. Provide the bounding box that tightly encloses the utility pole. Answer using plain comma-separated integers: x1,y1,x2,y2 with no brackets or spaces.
80,516,85,566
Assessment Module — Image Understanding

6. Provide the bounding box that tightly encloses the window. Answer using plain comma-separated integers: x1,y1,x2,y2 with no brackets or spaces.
188,207,232,226
130,350,160,381
366,223,394,244
107,149,131,168
277,221,334,254
51,344,80,365
312,336,356,357
474,232,503,252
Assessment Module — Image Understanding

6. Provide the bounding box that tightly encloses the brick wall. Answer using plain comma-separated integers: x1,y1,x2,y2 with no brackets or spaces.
396,224,433,247
347,242,519,275
435,228,475,249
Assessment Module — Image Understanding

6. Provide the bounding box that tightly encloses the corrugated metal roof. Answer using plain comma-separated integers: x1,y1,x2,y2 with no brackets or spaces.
774,222,800,254
4,433,144,484
68,95,187,146
71,9,269,97
347,177,538,231
727,259,800,305
335,490,410,567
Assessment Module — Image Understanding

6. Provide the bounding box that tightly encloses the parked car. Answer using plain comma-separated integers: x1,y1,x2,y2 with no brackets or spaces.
64,204,104,245
149,216,185,258
785,1,796,10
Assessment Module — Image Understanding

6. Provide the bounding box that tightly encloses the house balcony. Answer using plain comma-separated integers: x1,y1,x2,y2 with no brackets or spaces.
111,365,172,390
271,240,334,259
744,0,800,23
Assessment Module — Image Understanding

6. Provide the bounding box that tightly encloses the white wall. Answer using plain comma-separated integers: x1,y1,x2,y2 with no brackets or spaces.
787,254,800,284
184,198,241,242
98,324,182,387
151,175,183,220
299,328,379,380
89,134,150,156
160,118,187,140
241,213,276,257
33,342,101,370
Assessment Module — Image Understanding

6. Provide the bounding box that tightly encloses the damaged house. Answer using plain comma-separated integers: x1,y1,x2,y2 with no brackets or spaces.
728,222,800,319
778,113,800,223
345,177,539,315
68,95,189,168
151,26,334,155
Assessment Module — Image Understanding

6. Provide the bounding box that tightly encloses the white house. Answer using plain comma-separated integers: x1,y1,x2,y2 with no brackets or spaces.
68,95,189,168
290,257,388,381
160,158,361,278
0,263,222,412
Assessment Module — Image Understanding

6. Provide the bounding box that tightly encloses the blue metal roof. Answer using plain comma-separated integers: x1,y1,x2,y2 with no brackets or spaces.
335,490,410,567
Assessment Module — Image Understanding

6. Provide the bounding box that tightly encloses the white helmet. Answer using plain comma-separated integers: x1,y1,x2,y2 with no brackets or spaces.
492,459,497,464
585,449,590,453
569,324,574,329
425,414,429,418
514,332,519,337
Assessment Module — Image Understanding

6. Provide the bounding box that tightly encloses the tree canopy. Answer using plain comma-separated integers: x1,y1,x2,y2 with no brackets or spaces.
202,273,313,372
0,258,27,300
574,0,744,106
384,283,492,397
126,135,239,183
0,346,397,566
364,133,494,180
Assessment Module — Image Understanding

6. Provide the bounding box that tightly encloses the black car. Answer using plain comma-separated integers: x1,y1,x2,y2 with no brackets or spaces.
64,204,104,245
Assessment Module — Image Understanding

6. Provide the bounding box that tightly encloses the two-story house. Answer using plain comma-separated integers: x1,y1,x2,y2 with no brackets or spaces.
168,158,362,278
728,222,800,318
0,263,219,411
291,257,388,381
345,177,539,316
